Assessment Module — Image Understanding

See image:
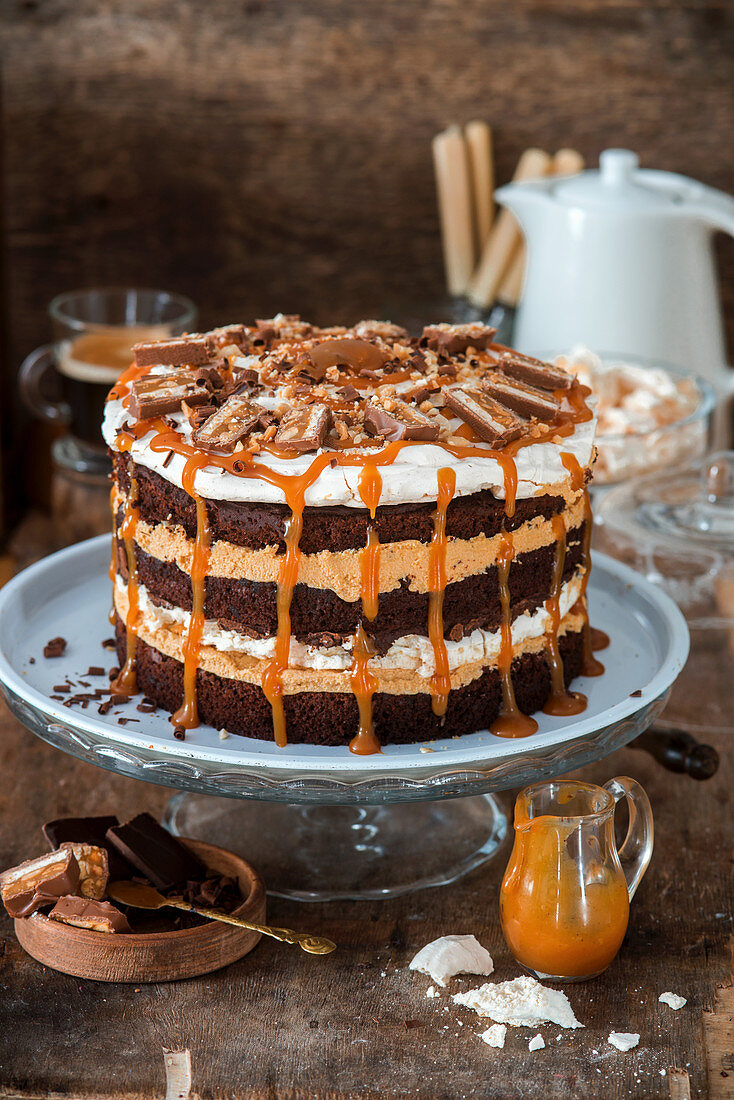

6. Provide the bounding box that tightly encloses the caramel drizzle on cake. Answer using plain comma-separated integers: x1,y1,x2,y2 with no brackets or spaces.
562,452,605,679
111,477,140,696
428,468,456,718
108,320,596,751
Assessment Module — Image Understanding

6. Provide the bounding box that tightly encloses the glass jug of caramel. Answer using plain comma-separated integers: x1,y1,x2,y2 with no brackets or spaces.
500,778,653,982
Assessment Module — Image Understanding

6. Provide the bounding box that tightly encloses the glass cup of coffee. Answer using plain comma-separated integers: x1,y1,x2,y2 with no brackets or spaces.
19,287,197,472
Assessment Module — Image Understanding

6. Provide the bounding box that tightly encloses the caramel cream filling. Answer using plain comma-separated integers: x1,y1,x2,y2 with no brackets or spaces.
113,575,586,694
114,488,586,601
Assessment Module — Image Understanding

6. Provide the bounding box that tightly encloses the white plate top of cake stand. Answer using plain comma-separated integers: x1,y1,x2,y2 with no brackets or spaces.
0,536,688,805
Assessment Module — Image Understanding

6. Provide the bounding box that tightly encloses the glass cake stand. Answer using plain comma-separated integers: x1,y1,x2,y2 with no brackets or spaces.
0,537,689,900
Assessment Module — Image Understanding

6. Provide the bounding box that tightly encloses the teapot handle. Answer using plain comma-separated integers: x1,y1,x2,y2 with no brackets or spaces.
603,776,654,902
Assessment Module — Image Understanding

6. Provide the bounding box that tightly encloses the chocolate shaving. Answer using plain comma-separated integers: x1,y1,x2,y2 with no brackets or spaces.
133,335,212,368
86,666,106,677
442,384,527,448
43,637,66,658
498,351,573,391
337,383,361,402
275,404,332,452
482,374,560,421
364,399,440,442
129,371,213,420
422,323,497,355
192,394,266,453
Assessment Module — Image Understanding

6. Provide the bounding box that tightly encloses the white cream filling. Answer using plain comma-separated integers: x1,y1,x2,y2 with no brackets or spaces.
117,573,584,677
103,367,596,507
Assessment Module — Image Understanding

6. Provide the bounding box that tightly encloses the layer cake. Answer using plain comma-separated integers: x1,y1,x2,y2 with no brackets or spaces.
102,316,599,751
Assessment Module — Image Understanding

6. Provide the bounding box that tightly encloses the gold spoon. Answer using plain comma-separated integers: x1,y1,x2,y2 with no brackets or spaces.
108,880,336,954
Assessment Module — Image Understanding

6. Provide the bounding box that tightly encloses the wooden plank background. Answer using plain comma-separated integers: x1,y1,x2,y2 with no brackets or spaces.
0,0,733,509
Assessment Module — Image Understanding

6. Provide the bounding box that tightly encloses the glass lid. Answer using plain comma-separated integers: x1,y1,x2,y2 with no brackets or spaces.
598,451,734,556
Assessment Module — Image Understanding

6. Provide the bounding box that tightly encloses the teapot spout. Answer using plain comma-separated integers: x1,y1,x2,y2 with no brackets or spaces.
494,180,550,235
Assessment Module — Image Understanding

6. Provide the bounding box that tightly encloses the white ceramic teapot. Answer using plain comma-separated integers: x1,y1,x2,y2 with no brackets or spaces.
496,149,734,387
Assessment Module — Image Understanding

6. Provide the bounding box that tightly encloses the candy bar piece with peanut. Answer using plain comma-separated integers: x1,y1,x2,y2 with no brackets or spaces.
192,393,266,453
49,896,132,934
275,404,332,452
133,335,213,368
442,384,527,448
498,351,574,391
129,372,212,419
59,843,109,900
422,323,497,355
0,848,80,918
364,399,440,442
482,374,560,422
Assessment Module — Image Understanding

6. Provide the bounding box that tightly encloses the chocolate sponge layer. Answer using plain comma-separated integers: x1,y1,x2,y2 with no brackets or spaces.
116,530,585,648
115,618,584,747
113,452,573,554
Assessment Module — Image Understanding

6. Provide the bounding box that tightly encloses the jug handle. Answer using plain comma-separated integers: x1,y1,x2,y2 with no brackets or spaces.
603,776,654,901
689,188,734,238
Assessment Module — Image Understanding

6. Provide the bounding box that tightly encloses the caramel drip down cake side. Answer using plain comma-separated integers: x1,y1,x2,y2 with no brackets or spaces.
104,318,598,750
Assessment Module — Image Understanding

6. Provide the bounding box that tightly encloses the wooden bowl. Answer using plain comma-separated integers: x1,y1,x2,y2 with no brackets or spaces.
14,839,266,983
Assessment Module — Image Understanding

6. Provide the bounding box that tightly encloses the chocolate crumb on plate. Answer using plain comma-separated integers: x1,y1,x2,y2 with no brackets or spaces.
43,637,67,658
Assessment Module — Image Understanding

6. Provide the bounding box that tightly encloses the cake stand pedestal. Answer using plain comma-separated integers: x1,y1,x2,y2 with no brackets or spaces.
0,538,690,904
165,793,507,901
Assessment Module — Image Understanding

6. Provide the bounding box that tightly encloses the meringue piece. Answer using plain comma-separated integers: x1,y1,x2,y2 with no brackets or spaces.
453,976,583,1029
659,992,687,1010
480,1024,506,1049
409,935,494,988
608,1032,640,1052
528,1034,545,1051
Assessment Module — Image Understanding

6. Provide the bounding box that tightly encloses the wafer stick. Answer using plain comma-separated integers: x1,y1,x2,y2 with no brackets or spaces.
553,148,586,177
495,149,585,307
465,120,494,252
432,125,475,296
467,148,551,309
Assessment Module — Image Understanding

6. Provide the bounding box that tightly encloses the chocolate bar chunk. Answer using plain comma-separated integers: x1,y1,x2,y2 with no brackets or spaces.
482,374,560,422
58,844,109,900
0,849,80,918
364,399,440,442
49,896,131,934
133,335,212,368
353,320,409,342
443,384,527,448
106,812,205,892
43,814,131,880
275,404,332,452
498,351,574,391
129,372,212,419
192,394,265,453
207,324,247,349
422,323,497,355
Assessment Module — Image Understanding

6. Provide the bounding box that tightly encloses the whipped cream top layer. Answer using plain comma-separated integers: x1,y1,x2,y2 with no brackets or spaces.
103,316,596,509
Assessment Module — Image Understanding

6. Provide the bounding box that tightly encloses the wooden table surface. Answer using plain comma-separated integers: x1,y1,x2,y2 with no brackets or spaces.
0,691,732,1099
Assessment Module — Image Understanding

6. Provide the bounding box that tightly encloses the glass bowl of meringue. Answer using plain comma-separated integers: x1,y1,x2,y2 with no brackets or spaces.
550,348,716,488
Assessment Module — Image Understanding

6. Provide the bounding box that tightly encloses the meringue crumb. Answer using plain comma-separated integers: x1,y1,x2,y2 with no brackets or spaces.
425,985,439,999
608,1032,640,1052
420,745,434,753
480,1024,506,1049
528,1034,545,1052
218,728,230,740
659,992,687,1010
409,935,494,987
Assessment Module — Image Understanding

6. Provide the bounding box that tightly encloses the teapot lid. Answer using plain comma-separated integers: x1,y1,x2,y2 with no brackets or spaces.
554,149,685,210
